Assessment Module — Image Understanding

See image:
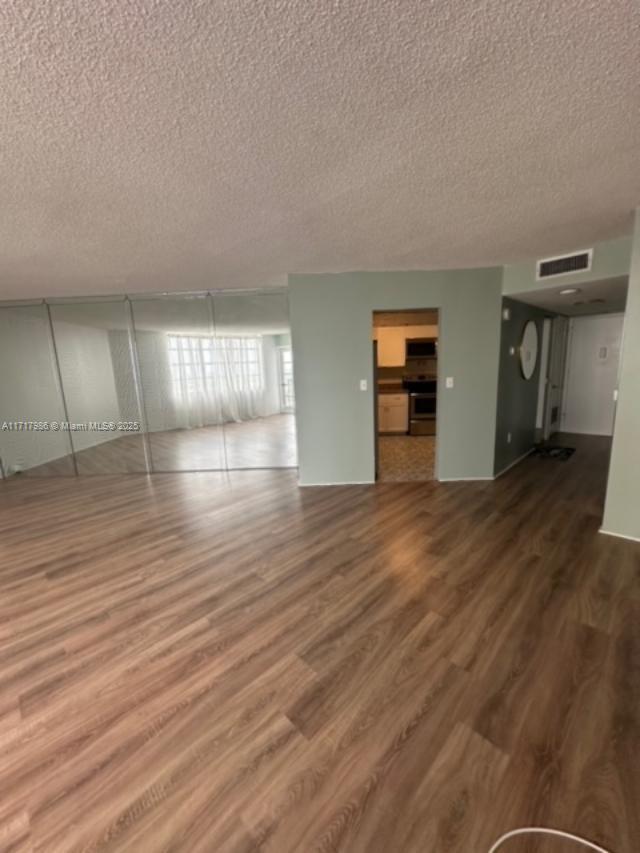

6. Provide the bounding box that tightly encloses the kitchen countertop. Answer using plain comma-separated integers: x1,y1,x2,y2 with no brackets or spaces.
378,384,407,394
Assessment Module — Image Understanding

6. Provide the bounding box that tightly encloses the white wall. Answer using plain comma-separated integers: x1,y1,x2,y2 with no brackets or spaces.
0,306,72,473
108,329,143,423
133,330,179,432
561,313,624,436
0,310,129,474
52,321,122,451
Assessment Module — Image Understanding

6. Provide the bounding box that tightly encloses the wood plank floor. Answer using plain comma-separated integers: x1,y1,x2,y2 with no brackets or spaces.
0,434,637,852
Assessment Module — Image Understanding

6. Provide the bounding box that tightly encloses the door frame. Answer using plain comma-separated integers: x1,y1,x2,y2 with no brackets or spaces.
542,315,569,441
373,340,380,479
535,317,552,442
372,307,440,482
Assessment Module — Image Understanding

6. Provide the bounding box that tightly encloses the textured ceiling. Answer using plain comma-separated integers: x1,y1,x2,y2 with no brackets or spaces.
514,276,628,317
1,0,639,299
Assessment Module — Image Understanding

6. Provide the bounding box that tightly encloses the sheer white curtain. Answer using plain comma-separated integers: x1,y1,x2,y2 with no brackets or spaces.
168,335,271,427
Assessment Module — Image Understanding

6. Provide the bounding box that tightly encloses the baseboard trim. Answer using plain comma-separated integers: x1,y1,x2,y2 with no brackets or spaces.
438,476,494,482
599,528,640,543
299,480,375,487
493,448,534,480
300,455,536,488
560,428,613,437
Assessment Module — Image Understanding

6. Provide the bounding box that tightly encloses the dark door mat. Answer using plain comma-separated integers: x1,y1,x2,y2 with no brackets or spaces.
531,445,576,460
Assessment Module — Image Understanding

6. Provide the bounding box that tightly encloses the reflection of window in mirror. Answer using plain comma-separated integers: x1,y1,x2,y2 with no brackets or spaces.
519,320,539,380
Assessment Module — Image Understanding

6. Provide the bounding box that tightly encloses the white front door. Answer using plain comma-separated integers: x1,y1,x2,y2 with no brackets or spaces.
561,314,624,436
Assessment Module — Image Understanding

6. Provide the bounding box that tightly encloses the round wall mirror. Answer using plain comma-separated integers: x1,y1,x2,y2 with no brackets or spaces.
519,320,539,380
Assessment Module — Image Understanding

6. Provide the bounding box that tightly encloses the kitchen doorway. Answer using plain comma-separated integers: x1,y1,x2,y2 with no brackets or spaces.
372,309,439,482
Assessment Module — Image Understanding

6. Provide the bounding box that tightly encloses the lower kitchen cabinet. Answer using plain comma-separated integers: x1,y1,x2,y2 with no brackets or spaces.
378,393,408,434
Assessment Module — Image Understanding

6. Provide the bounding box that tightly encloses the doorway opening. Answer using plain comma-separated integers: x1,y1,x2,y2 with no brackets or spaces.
509,275,628,523
372,309,439,482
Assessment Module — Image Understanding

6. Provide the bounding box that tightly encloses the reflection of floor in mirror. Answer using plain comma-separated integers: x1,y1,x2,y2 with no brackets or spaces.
24,414,297,474
378,435,435,481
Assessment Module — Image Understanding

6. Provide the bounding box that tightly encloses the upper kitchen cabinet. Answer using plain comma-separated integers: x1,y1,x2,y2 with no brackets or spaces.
373,321,439,367
376,327,406,366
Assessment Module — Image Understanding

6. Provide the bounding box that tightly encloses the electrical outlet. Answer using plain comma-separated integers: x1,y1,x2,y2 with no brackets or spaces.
359,379,367,391
445,377,454,389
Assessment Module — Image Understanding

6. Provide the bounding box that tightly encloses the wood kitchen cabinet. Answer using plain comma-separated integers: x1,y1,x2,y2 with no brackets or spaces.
374,324,439,367
376,328,406,366
378,393,408,434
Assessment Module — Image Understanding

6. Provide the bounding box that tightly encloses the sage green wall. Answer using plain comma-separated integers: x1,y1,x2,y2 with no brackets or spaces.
494,297,546,475
602,210,640,540
288,269,503,485
502,235,632,296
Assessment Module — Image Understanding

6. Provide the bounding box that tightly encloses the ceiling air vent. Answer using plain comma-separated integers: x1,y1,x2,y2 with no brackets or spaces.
536,249,592,280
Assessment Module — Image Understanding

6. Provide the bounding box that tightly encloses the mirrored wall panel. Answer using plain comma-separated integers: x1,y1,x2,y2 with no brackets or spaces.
130,294,227,472
48,300,147,474
0,289,296,478
214,290,296,469
0,304,75,476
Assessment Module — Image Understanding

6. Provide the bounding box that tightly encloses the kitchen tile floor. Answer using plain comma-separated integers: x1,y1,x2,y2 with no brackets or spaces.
377,434,436,481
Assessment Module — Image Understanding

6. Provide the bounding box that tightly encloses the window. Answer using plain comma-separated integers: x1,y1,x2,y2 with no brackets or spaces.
168,335,264,397
278,347,295,411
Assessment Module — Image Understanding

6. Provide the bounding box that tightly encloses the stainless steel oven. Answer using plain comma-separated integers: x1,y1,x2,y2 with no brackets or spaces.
410,393,437,418
406,378,437,435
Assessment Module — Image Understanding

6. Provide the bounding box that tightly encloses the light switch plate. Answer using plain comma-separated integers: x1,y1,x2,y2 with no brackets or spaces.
445,377,454,389
359,379,367,391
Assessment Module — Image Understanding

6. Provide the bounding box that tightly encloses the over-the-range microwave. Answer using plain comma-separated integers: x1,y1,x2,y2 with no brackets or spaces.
406,338,437,359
